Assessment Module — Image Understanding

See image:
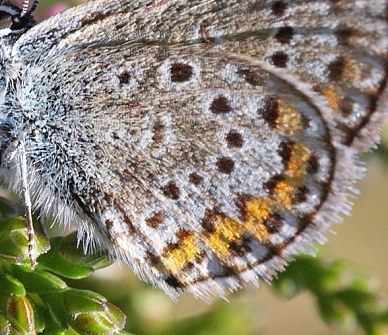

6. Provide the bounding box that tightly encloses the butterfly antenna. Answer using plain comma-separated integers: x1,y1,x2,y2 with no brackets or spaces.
21,0,40,17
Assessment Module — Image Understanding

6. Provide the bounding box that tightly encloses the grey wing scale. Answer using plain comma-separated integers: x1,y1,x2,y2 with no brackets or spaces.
4,0,387,300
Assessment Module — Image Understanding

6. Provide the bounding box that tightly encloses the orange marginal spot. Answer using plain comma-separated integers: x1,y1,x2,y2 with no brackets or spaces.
243,197,273,241
286,142,310,179
321,87,340,111
162,232,201,273
204,213,246,257
341,57,358,82
273,180,295,209
244,197,271,221
276,103,302,134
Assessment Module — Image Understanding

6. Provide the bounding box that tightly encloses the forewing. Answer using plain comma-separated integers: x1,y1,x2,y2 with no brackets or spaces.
15,0,388,149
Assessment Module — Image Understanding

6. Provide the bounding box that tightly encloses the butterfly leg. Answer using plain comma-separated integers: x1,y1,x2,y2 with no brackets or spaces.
18,139,37,267
2,137,37,267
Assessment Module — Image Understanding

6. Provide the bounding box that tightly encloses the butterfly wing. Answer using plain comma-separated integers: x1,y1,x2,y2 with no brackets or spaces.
7,0,388,300
14,0,387,150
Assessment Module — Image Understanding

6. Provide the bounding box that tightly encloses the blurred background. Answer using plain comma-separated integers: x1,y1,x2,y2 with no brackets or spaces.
7,1,388,334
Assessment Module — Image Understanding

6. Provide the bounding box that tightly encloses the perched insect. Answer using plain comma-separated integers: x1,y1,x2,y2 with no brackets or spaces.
0,0,386,301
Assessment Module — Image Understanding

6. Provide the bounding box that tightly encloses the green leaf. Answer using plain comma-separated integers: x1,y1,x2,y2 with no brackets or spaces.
69,302,127,335
38,232,112,279
0,273,26,296
6,295,35,335
0,216,50,266
11,265,67,294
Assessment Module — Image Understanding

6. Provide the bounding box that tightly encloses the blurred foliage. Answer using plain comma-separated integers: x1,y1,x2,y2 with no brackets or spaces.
273,256,388,335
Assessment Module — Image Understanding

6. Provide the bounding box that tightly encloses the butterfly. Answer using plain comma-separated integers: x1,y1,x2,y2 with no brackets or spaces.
0,0,386,301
